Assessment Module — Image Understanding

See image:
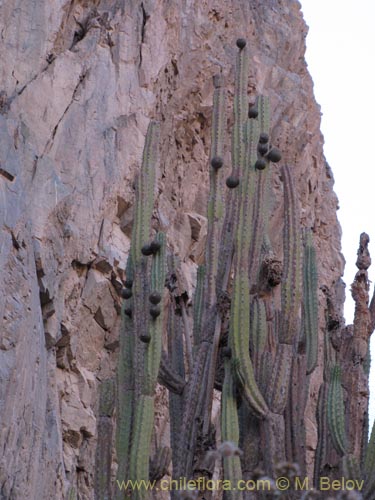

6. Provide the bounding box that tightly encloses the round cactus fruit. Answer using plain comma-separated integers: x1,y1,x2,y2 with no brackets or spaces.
211,156,224,170
222,346,232,358
149,291,162,305
124,307,132,318
248,105,259,119
150,240,161,254
124,279,133,289
141,244,153,256
236,38,246,49
121,288,132,300
259,132,269,144
267,147,282,163
257,143,269,156
226,176,240,188
255,158,267,170
140,333,151,343
150,306,161,319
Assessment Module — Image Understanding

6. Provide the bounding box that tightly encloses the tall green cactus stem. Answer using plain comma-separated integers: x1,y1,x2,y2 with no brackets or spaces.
128,233,166,498
116,122,162,500
206,74,225,308
67,487,77,500
203,74,226,433
327,365,347,456
216,43,249,293
95,379,115,500
229,117,268,418
232,43,249,179
168,254,204,484
314,383,329,486
116,257,135,492
249,297,268,380
248,96,272,290
143,232,166,396
131,122,160,396
171,73,228,471
158,351,186,394
268,343,292,413
225,42,249,255
364,348,371,377
131,121,159,260
149,446,172,482
172,68,236,470
285,353,308,473
282,227,315,470
174,342,211,479
260,413,286,476
342,454,361,481
165,256,186,492
257,350,274,396
221,360,243,500
280,164,302,344
129,395,155,500
116,125,158,491
303,229,319,374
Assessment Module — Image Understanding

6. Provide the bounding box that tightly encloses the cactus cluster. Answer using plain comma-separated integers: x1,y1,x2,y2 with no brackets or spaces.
92,38,375,500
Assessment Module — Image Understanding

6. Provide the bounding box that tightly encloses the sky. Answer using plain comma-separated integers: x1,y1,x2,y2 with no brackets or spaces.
299,0,375,432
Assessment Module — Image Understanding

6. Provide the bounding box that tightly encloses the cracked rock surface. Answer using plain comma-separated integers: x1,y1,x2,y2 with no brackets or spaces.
0,1,344,498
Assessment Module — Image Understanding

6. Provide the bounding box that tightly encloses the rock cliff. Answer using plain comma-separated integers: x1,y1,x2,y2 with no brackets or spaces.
0,1,344,498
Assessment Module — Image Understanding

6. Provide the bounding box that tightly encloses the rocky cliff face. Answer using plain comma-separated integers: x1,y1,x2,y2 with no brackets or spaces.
0,1,344,498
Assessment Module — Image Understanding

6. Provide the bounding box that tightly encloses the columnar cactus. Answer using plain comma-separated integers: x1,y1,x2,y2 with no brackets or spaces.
109,39,375,500
280,164,302,345
128,232,166,498
115,122,166,500
248,95,271,289
116,257,135,487
303,229,319,374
